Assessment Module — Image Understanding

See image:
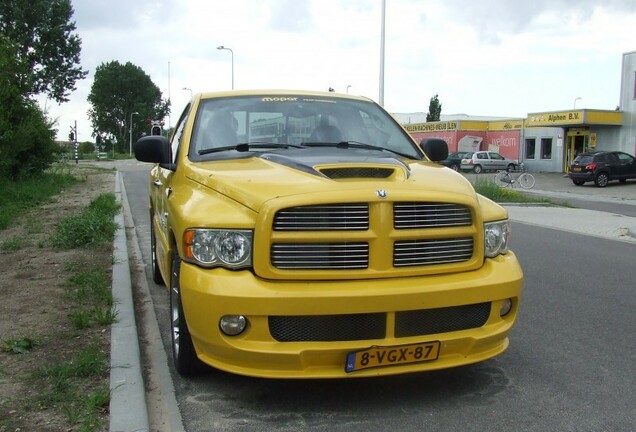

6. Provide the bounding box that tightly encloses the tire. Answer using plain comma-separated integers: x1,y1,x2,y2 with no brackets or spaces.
518,173,535,189
473,165,483,174
494,171,510,187
170,250,204,376
150,219,165,285
572,180,585,186
506,164,515,172
594,172,609,188
450,164,459,171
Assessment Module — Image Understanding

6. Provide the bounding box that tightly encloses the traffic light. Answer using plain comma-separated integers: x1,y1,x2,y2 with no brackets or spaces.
69,126,76,142
150,120,163,136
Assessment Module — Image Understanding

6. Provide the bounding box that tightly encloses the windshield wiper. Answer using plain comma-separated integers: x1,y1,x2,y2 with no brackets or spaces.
198,142,303,155
301,140,415,159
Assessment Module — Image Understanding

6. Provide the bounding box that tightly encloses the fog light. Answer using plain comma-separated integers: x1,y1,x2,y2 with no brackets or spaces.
500,299,513,317
220,315,247,336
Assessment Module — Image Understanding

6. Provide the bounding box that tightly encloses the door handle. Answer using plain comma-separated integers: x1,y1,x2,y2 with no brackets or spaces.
153,179,162,188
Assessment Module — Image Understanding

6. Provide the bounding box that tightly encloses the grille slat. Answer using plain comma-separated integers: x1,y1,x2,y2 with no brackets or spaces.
271,243,369,269
394,202,472,228
394,238,473,266
274,204,369,231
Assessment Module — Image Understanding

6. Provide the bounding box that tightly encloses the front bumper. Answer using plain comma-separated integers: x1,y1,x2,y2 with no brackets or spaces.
180,253,523,378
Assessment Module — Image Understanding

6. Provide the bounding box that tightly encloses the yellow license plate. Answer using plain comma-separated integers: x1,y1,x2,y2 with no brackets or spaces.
345,341,440,373
573,167,582,172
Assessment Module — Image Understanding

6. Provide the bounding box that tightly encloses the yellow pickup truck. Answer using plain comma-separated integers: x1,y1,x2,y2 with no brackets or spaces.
134,90,523,378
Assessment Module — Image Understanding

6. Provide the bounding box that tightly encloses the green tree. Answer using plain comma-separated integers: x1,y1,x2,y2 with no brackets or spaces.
0,35,57,179
0,0,88,103
426,94,442,122
88,61,170,152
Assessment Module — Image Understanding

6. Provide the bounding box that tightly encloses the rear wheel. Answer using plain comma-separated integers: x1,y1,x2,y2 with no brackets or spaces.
170,250,204,376
473,164,483,174
494,171,511,187
518,173,535,189
594,172,609,187
449,163,459,171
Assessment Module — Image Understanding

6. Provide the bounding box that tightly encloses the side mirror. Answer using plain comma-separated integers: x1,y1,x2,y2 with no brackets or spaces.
419,138,449,162
134,135,173,169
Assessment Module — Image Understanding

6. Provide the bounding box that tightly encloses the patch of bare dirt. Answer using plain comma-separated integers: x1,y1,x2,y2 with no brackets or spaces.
0,166,116,432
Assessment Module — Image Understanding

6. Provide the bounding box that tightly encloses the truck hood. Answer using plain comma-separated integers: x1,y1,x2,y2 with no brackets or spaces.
185,151,478,211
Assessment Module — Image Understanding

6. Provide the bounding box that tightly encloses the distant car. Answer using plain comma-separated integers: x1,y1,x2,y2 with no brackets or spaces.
460,151,518,174
440,151,471,171
569,150,636,187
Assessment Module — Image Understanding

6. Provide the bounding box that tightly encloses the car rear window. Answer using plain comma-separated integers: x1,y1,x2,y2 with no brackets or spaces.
573,155,594,164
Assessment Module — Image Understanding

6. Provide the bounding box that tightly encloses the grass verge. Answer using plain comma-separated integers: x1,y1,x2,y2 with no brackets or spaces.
0,171,77,230
473,177,554,204
0,166,116,432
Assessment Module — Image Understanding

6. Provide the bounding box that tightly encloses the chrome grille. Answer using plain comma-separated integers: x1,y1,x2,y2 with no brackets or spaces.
394,202,472,228
394,238,473,267
273,204,369,231
271,243,369,269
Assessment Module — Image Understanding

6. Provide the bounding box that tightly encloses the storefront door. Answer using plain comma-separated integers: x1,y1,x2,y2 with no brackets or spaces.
565,130,589,172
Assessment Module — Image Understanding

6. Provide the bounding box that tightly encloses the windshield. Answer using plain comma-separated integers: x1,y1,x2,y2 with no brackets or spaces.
189,95,423,160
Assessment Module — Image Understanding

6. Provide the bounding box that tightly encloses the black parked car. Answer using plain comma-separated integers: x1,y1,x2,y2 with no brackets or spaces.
439,151,471,171
569,150,636,187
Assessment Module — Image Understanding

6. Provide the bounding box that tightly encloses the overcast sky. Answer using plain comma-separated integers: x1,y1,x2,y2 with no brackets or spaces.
42,0,636,141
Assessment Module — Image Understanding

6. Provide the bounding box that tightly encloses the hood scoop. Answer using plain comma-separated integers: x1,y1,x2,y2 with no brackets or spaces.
259,152,411,181
319,167,395,179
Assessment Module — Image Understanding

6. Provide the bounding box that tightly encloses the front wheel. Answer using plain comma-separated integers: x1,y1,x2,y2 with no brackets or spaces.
594,172,609,187
170,251,204,376
572,179,585,186
473,164,483,174
518,173,535,189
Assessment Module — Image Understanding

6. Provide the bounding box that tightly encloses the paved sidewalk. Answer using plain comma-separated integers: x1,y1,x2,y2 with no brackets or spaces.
504,173,636,242
504,205,636,242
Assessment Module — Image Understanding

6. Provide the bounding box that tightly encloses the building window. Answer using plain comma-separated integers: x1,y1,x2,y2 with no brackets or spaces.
525,138,535,159
541,138,553,159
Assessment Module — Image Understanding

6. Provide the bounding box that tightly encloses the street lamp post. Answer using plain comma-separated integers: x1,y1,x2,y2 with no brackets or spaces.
346,84,352,94
182,87,193,98
129,111,138,155
216,45,234,89
573,97,582,109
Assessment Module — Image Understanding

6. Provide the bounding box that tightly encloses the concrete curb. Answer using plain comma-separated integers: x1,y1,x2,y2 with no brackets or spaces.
110,172,150,432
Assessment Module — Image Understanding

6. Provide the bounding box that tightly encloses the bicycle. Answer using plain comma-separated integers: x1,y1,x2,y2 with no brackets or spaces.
494,163,535,189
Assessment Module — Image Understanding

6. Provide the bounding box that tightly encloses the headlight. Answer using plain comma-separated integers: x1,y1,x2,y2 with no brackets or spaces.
484,220,510,258
184,229,252,268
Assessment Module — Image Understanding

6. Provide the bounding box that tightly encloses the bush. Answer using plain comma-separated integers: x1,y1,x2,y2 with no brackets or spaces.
0,94,58,180
78,141,95,155
50,193,120,249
